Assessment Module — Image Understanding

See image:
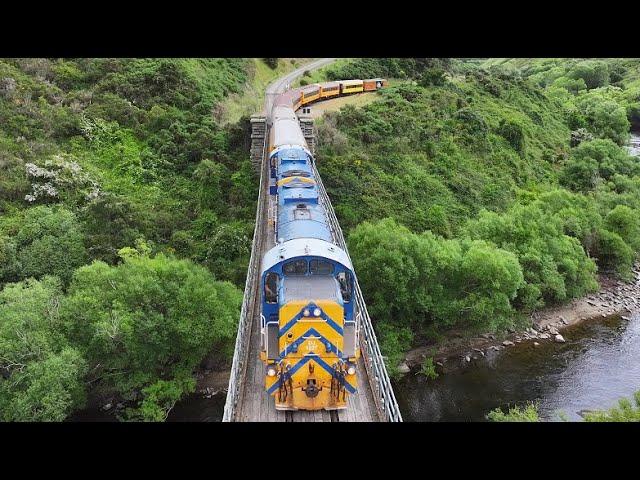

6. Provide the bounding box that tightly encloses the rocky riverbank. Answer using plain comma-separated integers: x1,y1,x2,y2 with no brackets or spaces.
402,264,640,374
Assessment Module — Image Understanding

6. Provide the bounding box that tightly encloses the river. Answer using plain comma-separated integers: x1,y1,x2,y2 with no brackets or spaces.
394,311,640,421
628,130,640,157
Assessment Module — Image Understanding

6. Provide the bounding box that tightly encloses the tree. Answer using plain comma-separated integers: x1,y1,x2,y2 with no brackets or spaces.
348,218,523,337
560,139,640,192
4,205,88,285
569,60,610,90
61,252,242,420
576,89,630,145
0,277,87,421
604,205,640,252
464,202,598,311
594,228,634,279
263,58,278,70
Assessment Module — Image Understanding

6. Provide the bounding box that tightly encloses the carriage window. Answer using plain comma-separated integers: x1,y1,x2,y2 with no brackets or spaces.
264,272,278,304
309,260,334,275
337,271,353,302
283,260,307,276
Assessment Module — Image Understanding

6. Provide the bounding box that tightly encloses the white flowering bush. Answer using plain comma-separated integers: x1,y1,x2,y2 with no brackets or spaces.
24,154,101,204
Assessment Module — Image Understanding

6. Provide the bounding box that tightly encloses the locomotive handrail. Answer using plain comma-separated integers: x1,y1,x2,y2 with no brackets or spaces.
223,129,268,422
311,160,403,422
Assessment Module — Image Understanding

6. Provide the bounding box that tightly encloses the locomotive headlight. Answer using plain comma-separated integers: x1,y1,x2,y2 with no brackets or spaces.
313,308,321,317
267,366,277,377
303,309,310,317
347,364,356,375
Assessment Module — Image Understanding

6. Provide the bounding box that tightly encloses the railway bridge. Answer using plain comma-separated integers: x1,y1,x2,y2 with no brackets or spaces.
223,59,402,422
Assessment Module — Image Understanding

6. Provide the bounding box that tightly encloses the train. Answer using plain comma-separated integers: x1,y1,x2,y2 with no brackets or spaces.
259,78,387,411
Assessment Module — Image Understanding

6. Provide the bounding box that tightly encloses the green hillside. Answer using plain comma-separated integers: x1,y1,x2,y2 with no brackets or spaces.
314,58,640,373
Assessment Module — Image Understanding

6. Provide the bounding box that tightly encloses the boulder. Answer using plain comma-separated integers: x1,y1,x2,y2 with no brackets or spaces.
397,362,411,374
502,340,514,346
554,334,566,343
533,342,540,347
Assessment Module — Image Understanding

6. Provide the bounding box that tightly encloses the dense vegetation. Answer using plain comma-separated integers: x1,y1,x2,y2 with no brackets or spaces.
314,58,640,374
0,58,291,420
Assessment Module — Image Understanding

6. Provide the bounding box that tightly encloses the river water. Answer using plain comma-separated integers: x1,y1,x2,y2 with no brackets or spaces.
394,312,640,421
628,130,640,157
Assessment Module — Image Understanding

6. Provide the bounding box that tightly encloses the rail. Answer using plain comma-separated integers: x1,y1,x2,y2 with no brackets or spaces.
222,130,268,422
311,159,403,422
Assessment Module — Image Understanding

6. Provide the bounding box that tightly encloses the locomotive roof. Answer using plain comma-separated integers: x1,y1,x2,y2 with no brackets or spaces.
261,238,353,274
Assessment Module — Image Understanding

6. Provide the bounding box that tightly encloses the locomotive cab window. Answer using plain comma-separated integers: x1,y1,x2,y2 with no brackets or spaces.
337,271,353,302
265,272,279,304
309,259,334,275
283,259,307,276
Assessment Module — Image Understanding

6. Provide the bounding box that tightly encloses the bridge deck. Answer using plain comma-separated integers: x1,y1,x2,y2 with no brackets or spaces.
235,147,379,422
225,59,401,422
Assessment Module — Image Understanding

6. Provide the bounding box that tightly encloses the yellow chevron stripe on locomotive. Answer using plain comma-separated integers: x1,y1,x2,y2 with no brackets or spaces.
264,299,357,411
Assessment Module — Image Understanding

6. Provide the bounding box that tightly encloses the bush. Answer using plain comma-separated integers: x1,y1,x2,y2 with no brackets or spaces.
584,391,640,422
569,60,610,90
0,277,87,421
1,205,88,285
420,357,439,380
263,58,278,70
487,402,540,422
560,139,640,192
496,119,526,155
604,205,640,252
464,201,598,310
594,228,634,279
61,252,242,419
348,218,524,336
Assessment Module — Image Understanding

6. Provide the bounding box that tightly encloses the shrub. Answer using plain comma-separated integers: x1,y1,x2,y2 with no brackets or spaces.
0,277,87,421
420,357,439,380
487,402,540,422
594,228,634,279
263,58,278,70
61,252,242,417
584,391,640,422
2,205,88,285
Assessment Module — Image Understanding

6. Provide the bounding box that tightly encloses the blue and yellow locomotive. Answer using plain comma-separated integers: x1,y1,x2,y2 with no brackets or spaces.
259,79,386,411
260,137,358,411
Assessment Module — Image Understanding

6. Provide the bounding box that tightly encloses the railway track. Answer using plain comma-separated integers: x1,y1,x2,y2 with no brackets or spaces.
284,410,340,422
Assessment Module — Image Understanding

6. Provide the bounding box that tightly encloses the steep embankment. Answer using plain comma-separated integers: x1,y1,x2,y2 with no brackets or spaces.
311,58,640,375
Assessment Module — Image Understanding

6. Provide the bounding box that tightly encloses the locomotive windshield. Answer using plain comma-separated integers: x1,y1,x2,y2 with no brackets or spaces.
283,259,307,276
309,259,334,275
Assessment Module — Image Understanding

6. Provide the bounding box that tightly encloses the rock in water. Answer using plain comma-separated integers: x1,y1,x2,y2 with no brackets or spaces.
502,340,514,346
397,362,411,374
554,334,566,343
533,342,540,347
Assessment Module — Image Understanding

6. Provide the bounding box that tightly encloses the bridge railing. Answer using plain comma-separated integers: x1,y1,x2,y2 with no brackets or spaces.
311,160,403,422
222,132,267,422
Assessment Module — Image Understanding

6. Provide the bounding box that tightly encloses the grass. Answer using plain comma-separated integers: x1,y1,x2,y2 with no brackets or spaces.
221,58,313,124
292,58,353,87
